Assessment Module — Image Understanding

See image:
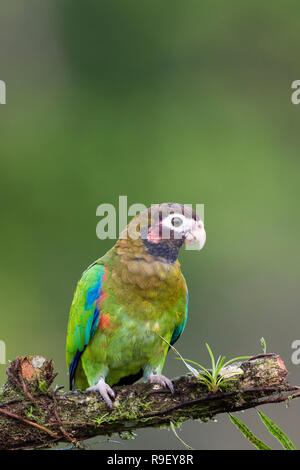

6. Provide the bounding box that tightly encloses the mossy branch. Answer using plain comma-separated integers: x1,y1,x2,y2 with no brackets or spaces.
0,354,299,450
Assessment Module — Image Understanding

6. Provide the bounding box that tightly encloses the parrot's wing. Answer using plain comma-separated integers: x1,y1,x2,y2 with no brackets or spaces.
170,289,189,346
66,263,107,389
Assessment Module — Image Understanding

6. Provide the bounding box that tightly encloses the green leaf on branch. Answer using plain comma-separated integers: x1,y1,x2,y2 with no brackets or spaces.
229,413,271,450
257,410,296,450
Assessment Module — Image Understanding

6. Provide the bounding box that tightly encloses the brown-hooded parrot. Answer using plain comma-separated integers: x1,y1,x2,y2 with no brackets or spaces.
66,203,206,407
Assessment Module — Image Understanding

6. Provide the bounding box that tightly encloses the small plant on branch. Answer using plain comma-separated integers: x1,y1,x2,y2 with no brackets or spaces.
160,337,250,394
260,337,267,354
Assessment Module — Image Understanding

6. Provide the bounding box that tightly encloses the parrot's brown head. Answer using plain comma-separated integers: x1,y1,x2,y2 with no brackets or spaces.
124,203,206,263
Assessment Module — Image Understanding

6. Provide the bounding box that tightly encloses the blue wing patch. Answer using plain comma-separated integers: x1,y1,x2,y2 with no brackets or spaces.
68,265,106,389
170,291,188,346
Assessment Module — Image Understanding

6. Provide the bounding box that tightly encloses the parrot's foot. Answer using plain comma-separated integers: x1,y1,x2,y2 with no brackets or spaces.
86,378,115,409
148,373,174,393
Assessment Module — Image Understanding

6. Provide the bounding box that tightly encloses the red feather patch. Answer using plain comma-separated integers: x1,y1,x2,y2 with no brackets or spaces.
148,226,161,243
98,314,111,330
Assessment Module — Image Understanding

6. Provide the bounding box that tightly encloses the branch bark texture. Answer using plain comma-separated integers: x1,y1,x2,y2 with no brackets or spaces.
0,354,299,449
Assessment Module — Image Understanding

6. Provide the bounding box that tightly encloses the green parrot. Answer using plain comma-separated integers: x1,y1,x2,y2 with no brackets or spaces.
66,203,206,407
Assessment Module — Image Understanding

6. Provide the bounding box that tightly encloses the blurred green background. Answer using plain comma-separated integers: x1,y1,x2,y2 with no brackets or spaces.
1,0,300,450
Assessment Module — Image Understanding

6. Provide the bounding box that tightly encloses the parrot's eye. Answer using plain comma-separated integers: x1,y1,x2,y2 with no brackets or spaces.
171,216,183,228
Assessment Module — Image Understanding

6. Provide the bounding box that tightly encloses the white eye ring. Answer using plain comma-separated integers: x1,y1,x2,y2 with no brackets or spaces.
162,213,190,234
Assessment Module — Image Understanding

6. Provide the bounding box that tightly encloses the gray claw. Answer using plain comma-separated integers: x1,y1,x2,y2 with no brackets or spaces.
149,373,174,393
86,378,115,409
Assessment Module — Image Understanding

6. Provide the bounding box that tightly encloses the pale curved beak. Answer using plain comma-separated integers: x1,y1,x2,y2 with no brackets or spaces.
185,220,206,250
